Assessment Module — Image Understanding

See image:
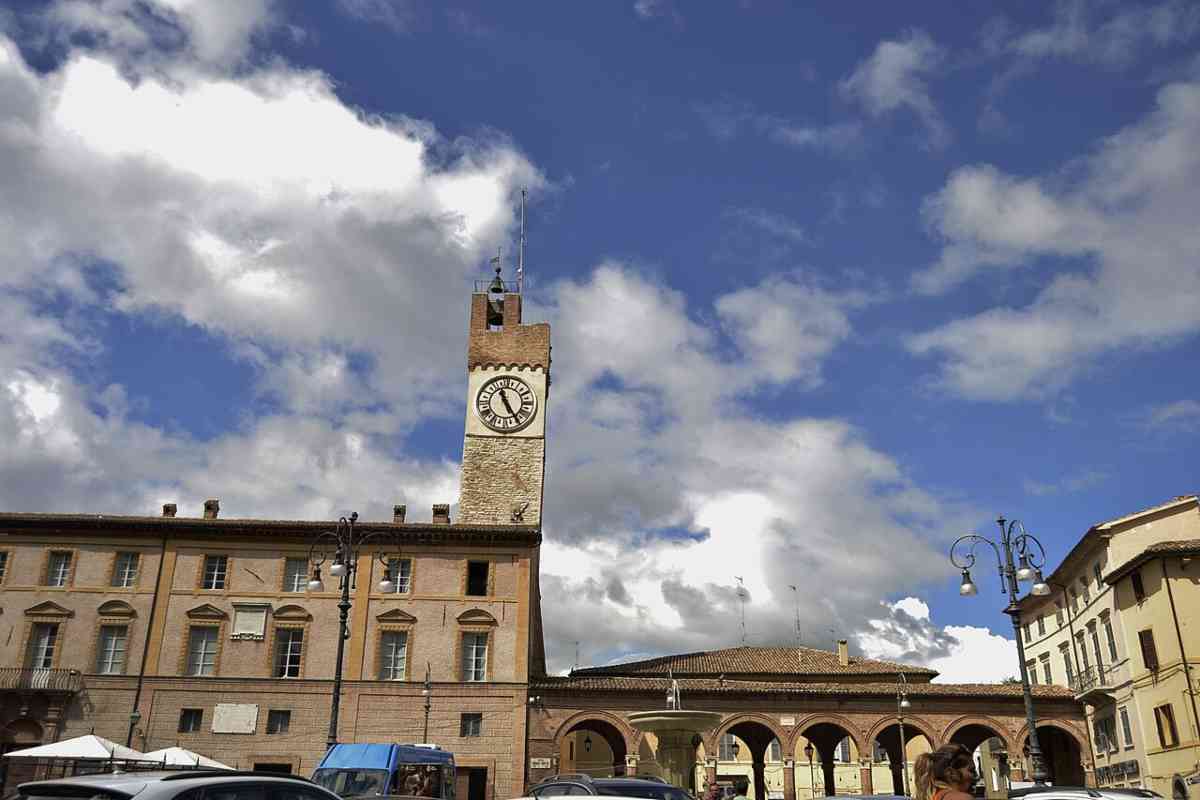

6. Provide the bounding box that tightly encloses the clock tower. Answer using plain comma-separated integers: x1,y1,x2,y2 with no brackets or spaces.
458,270,550,525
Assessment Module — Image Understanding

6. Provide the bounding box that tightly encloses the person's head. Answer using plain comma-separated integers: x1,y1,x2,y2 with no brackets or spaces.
732,777,749,797
913,744,977,800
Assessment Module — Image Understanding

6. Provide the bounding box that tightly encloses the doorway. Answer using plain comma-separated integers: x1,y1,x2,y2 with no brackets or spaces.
456,767,487,800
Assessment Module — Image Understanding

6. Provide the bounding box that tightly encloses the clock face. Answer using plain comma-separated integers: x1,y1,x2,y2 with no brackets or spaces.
474,375,538,433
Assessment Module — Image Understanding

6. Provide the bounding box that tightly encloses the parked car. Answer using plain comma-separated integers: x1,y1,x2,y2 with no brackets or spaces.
15,770,343,800
1009,788,1163,800
520,775,692,800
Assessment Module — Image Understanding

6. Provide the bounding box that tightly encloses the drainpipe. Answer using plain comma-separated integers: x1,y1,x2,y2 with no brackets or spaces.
1161,559,1200,765
126,533,168,748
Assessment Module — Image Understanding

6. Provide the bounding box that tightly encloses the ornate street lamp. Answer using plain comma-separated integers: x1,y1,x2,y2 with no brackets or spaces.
804,741,816,799
897,673,912,796
307,512,402,750
950,516,1052,784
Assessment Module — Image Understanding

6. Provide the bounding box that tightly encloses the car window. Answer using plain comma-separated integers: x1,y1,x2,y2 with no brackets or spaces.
535,785,583,797
203,784,267,800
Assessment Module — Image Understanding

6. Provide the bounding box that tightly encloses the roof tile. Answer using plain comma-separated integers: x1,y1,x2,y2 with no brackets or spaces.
572,646,937,678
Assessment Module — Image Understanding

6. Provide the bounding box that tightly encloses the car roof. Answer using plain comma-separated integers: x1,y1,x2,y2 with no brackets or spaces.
20,771,330,797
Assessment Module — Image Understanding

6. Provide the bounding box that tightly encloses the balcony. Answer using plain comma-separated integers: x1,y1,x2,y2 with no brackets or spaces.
1071,664,1115,703
0,668,82,693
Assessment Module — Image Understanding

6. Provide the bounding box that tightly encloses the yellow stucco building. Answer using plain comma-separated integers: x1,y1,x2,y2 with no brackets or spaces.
1018,495,1200,797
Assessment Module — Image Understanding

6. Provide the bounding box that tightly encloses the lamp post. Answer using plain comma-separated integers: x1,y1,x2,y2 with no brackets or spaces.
897,673,911,796
951,516,1052,785
422,663,432,743
306,512,402,751
804,742,816,799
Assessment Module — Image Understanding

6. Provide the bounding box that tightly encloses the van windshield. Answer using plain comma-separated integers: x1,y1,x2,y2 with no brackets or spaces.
312,769,390,797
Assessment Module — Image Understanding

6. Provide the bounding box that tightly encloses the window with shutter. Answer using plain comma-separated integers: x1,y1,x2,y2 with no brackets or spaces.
1138,629,1159,672
1154,704,1179,749
1131,570,1145,601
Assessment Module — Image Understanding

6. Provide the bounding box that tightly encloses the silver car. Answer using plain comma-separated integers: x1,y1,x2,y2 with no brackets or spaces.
16,770,344,800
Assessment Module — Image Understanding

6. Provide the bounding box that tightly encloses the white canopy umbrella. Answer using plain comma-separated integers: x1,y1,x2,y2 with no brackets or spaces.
3,734,145,761
141,747,232,770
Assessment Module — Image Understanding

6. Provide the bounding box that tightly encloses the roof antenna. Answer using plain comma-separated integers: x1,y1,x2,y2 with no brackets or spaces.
789,584,802,666
735,576,747,645
517,187,527,294
573,640,580,672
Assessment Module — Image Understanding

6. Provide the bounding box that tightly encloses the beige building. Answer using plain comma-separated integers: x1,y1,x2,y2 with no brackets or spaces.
1018,496,1200,796
0,281,550,800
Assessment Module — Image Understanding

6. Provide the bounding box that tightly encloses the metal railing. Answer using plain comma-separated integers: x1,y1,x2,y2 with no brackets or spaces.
0,668,82,692
1071,664,1112,695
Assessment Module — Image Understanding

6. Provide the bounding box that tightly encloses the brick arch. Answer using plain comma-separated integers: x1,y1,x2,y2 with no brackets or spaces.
866,714,940,747
790,713,867,755
1015,718,1086,750
941,715,1016,753
706,712,789,755
553,709,642,755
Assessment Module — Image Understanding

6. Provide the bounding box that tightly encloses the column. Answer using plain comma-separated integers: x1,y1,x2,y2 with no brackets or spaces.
859,759,874,795
625,754,638,778
783,760,796,800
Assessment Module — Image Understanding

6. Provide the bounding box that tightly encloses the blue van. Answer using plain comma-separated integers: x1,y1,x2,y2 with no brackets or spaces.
313,743,456,800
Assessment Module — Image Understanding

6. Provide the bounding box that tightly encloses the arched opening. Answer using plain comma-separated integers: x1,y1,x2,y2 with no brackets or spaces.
559,719,628,777
1,720,45,792
712,727,783,800
796,722,859,797
873,723,933,796
1024,726,1084,787
948,725,1011,798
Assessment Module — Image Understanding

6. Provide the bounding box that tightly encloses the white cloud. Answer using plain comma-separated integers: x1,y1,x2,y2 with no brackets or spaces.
1007,0,1200,67
1023,469,1108,497
1143,399,1200,432
696,100,863,154
859,597,1020,683
908,78,1200,400
840,30,949,149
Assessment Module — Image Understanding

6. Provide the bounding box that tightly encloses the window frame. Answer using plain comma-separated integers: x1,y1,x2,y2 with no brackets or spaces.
44,550,75,588
266,709,292,735
460,630,490,682
1138,628,1159,672
110,552,140,588
459,712,482,738
1060,645,1074,686
1039,653,1052,685
282,557,309,593
383,557,413,595
1037,614,1046,636
199,554,230,591
1102,614,1118,663
1093,562,1104,589
378,629,410,681
1131,570,1146,602
178,707,204,733
185,624,221,677
1118,706,1134,749
1154,704,1179,749
0,550,10,585
272,626,306,678
26,621,61,669
464,560,491,597
95,624,130,675
1054,602,1064,627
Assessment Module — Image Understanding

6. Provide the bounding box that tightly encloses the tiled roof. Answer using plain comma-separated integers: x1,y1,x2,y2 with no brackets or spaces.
1104,539,1200,584
571,646,937,678
532,675,1074,700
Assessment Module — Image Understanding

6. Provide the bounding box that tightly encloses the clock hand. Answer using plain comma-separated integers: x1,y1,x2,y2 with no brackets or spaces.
499,388,517,416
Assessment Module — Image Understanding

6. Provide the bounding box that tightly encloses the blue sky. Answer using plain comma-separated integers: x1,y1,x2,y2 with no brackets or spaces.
1,0,1198,679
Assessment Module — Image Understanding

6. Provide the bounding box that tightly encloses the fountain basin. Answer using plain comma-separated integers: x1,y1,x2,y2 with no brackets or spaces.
626,710,724,733
627,710,723,790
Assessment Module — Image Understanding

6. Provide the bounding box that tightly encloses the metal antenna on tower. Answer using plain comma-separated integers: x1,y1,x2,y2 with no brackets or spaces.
573,640,580,672
789,584,801,646
735,576,747,645
517,188,527,294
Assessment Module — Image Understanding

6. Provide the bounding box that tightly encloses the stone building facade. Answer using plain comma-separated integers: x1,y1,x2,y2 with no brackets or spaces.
0,280,1095,800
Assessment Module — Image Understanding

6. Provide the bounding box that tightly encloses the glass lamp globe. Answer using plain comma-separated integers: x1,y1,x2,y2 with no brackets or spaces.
329,559,347,578
1015,554,1035,582
307,568,324,592
1031,569,1051,596
959,569,978,596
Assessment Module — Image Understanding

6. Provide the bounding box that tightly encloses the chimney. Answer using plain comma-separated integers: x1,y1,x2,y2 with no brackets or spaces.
161,503,177,518
393,504,407,524
203,499,220,520
837,639,849,667
432,504,451,524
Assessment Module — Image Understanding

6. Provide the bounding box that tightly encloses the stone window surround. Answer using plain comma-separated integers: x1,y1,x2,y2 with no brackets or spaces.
178,707,204,733
41,549,77,589
375,617,415,681
281,557,309,593
90,601,138,676
375,556,415,596
268,605,312,679
20,602,74,669
179,605,228,676
456,609,497,682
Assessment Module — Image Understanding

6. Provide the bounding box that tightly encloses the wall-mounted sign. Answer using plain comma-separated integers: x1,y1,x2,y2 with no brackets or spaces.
212,703,258,734
780,716,796,727
529,758,552,770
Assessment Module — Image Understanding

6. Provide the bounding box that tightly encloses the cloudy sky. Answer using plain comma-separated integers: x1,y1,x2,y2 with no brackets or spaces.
2,0,1198,681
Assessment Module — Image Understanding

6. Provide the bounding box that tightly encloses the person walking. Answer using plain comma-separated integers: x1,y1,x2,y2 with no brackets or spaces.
913,744,977,800
731,777,750,800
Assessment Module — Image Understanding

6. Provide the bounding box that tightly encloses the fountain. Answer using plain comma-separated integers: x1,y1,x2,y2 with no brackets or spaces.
626,676,723,790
